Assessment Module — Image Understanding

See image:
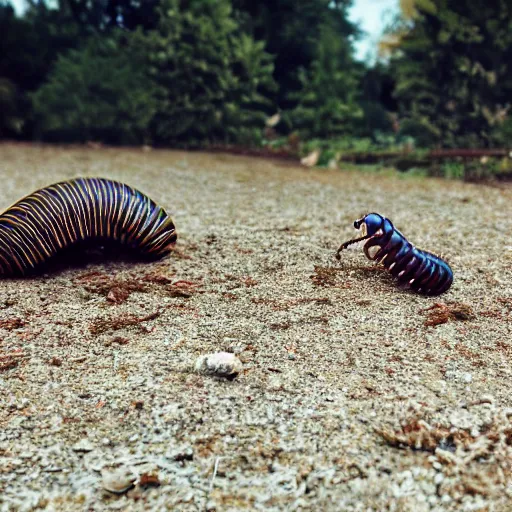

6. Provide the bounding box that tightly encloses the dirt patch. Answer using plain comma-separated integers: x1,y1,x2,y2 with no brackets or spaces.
89,311,161,335
422,301,476,327
0,143,511,511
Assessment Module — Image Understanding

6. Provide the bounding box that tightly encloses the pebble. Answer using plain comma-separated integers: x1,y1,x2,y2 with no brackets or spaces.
102,467,137,494
195,352,242,380
166,444,194,461
72,439,94,452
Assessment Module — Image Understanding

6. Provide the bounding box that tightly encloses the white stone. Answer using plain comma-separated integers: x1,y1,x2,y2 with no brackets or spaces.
195,352,242,380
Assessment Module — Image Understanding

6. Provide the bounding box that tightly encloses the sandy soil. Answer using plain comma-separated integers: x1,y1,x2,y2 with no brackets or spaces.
0,143,511,511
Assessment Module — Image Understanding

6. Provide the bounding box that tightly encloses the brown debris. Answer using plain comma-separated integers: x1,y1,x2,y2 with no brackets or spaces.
480,310,505,320
76,271,198,303
241,276,258,287
89,311,161,335
377,411,512,498
143,272,174,285
106,286,132,304
422,302,476,327
139,472,161,488
270,322,291,330
310,266,344,287
111,336,129,345
454,342,485,368
0,351,26,372
167,287,194,298
0,318,26,330
104,336,130,347
76,272,147,304
166,280,200,298
376,418,468,453
0,358,18,372
497,297,512,310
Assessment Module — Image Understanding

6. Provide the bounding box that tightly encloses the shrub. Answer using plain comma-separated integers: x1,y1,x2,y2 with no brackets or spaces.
286,22,363,139
140,0,276,147
32,32,158,145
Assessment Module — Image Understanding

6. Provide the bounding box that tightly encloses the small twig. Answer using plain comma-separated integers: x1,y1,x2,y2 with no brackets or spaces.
0,352,26,361
209,457,222,493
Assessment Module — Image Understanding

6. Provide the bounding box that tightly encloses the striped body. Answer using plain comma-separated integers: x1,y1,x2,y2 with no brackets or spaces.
0,178,177,276
336,213,453,295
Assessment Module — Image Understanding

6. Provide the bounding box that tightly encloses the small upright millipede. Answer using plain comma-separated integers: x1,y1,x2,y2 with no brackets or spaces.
0,177,177,276
336,213,453,295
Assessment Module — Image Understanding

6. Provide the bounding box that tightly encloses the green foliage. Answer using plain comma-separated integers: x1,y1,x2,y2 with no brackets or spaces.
447,158,512,182
8,0,512,162
0,1,82,138
0,78,22,136
359,64,397,138
440,161,465,180
388,0,512,148
232,0,359,109
142,0,276,146
32,33,158,144
224,33,277,144
299,135,412,170
491,118,512,147
0,0,376,149
301,137,383,156
286,20,363,139
0,0,161,141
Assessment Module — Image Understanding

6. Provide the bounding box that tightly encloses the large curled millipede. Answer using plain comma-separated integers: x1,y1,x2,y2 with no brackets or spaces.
0,177,177,276
336,213,453,295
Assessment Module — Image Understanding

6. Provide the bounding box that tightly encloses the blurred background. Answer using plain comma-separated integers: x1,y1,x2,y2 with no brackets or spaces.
1,0,511,167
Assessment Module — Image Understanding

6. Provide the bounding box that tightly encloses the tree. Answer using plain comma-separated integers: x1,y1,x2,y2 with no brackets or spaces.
0,0,163,140
32,32,158,144
0,1,82,138
225,33,277,144
232,0,359,109
385,0,512,147
286,20,363,138
60,0,161,32
141,0,276,146
358,64,397,138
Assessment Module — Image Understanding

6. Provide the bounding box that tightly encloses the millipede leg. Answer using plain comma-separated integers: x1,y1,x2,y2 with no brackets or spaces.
335,234,371,259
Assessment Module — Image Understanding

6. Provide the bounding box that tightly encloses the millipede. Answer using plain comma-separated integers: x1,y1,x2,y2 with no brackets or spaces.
0,177,177,276
336,213,453,295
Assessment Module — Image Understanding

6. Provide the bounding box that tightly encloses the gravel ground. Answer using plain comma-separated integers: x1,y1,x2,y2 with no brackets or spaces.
0,143,511,512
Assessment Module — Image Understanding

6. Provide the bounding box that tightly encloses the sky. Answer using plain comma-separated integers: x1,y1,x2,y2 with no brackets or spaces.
348,0,399,61
10,0,399,63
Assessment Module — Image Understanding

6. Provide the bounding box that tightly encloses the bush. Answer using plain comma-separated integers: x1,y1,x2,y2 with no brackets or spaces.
491,117,512,147
32,32,158,145
0,78,23,137
286,21,363,139
140,0,276,147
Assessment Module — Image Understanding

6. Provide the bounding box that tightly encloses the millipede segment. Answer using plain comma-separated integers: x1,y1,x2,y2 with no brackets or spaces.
336,213,453,295
0,178,177,276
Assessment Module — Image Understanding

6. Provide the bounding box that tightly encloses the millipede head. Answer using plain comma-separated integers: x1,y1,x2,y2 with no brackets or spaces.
356,213,385,236
336,212,384,259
